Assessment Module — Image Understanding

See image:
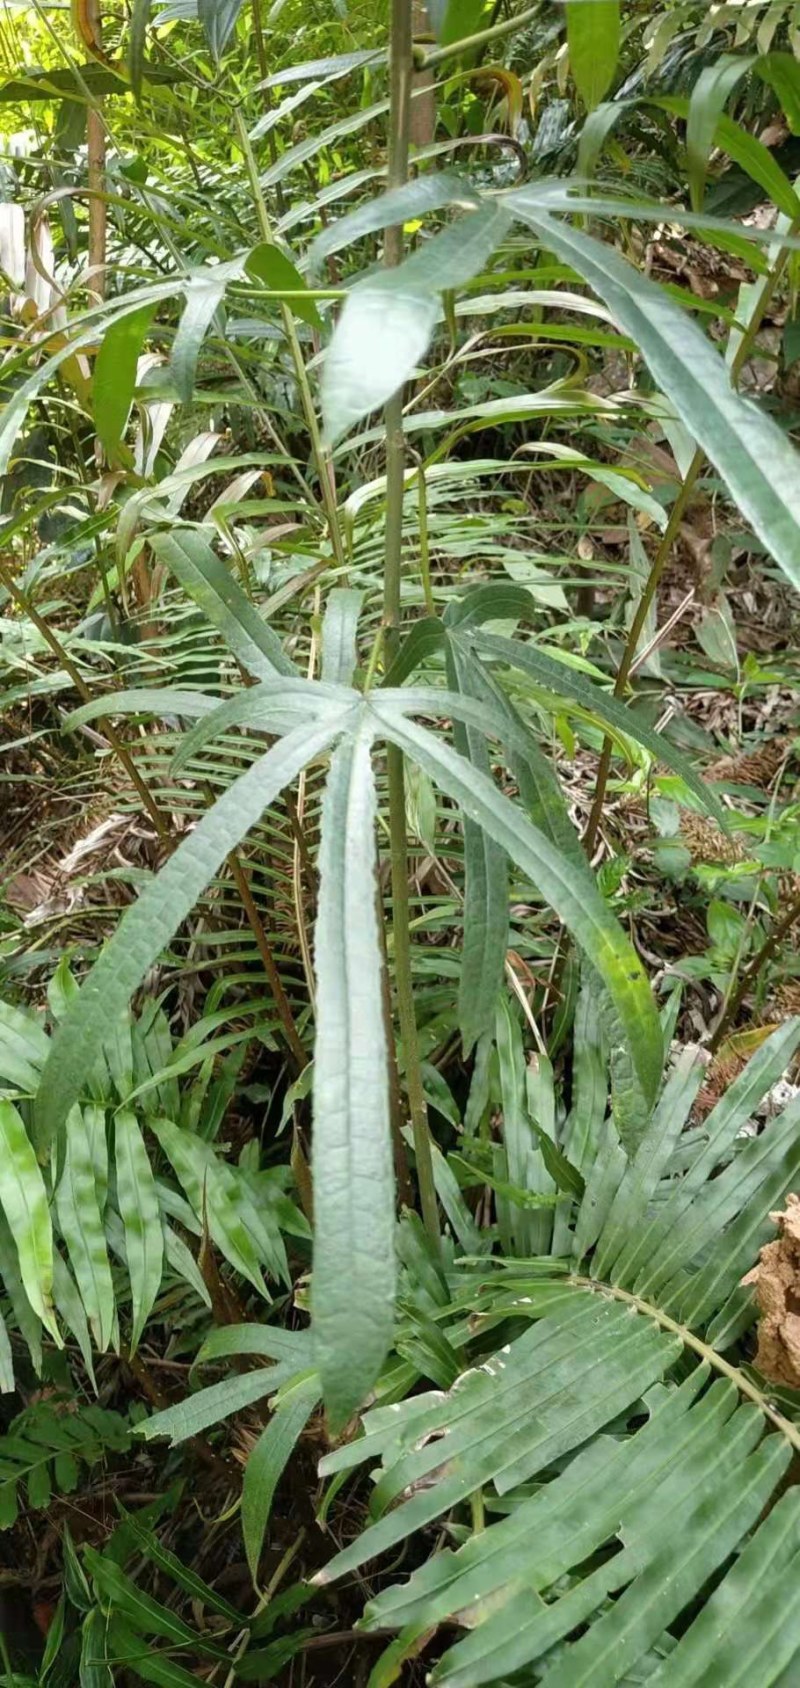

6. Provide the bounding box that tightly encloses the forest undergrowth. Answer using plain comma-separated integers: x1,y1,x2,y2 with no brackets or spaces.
4,0,800,1682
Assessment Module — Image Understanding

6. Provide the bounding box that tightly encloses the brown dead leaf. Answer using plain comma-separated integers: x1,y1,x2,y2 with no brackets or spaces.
742,1195,800,1388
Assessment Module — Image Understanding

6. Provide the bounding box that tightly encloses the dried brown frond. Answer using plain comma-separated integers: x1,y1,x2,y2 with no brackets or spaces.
742,1194,800,1388
678,810,743,866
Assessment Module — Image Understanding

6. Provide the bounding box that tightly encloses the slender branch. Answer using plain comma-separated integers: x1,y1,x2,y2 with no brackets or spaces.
234,110,346,573
383,0,440,1251
415,2,539,69
86,0,107,303
709,889,800,1053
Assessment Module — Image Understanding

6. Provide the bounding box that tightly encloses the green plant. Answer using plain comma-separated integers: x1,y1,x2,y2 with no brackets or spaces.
3,0,800,1679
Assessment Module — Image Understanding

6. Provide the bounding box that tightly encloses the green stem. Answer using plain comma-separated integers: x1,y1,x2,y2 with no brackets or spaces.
584,222,798,858
416,1,539,69
383,0,440,1252
235,110,346,573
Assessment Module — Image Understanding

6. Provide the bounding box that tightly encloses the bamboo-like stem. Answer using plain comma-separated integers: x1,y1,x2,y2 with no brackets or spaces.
416,2,539,69
584,225,798,858
85,0,107,303
235,111,346,573
383,0,440,1251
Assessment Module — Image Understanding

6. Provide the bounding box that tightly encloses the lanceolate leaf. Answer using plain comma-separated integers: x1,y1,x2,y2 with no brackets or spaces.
242,1373,320,1581
307,172,482,268
55,1107,114,1351
34,714,349,1154
115,1110,162,1355
197,0,243,57
463,627,729,827
246,242,322,330
0,1102,58,1342
322,203,511,443
509,201,800,599
311,727,396,1430
445,641,508,1054
92,303,155,459
373,698,662,1114
170,270,229,401
150,529,297,680
566,0,620,109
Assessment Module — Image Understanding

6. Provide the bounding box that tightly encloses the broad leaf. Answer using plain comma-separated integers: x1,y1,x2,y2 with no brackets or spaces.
92,303,155,458
246,242,322,330
566,0,620,109
322,203,511,443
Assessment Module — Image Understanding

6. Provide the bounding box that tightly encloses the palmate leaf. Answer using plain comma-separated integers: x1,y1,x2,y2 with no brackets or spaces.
316,1030,800,1687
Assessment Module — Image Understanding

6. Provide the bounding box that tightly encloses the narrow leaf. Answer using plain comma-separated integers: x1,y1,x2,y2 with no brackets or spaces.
55,1107,114,1351
242,1374,320,1581
150,528,296,679
311,727,396,1430
510,202,800,600
115,1110,162,1354
34,715,346,1154
93,304,154,458
0,1101,58,1342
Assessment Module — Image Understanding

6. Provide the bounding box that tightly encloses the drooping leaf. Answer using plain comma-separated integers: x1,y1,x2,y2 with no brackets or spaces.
509,200,800,600
311,727,396,1430
322,203,511,443
34,714,347,1154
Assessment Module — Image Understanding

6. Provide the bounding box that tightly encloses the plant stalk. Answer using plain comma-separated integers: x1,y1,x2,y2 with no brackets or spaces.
383,0,440,1251
235,111,346,573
